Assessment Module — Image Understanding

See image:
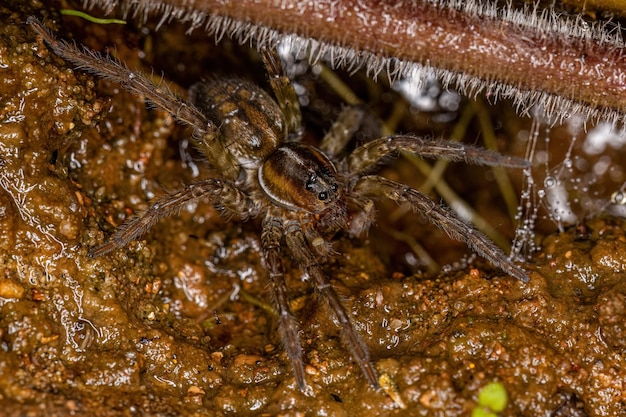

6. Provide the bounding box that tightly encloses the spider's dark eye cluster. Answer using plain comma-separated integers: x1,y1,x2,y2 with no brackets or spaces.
306,173,338,201
259,142,341,213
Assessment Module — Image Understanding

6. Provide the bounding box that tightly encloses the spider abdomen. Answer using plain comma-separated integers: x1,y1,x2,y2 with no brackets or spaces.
259,142,341,213
190,79,287,181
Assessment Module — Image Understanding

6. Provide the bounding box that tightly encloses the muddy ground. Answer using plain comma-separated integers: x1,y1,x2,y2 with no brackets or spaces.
1,1,625,416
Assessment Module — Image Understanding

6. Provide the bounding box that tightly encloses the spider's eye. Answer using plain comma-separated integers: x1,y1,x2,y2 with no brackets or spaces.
318,192,328,201
306,175,317,191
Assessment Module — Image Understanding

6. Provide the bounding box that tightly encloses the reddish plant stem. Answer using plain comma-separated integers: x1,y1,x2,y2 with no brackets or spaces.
93,0,626,120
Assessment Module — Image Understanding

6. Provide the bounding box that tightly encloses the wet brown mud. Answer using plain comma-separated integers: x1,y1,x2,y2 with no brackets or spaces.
1,2,625,416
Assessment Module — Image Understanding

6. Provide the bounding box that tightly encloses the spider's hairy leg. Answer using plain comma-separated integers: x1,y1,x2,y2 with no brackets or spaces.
319,106,365,158
354,176,529,283
346,195,376,237
89,179,249,257
259,47,303,138
261,214,307,392
347,136,529,176
28,17,211,135
284,220,380,389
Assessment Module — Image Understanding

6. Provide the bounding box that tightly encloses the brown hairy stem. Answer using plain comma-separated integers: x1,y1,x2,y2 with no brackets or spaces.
82,0,626,124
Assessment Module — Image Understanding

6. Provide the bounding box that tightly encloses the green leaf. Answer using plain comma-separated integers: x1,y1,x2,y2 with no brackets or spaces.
477,381,508,412
472,408,497,417
60,10,126,25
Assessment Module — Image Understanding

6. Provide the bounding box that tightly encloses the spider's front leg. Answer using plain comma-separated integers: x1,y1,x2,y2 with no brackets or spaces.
283,219,380,388
260,214,307,392
348,135,529,176
353,176,529,283
89,179,256,257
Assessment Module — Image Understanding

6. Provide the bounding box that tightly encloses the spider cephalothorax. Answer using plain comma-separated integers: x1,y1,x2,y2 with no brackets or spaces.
260,142,342,213
30,17,528,392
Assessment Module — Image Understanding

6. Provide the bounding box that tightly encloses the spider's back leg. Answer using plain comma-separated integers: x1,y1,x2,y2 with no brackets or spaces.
29,17,210,135
89,179,254,257
259,47,303,139
319,106,365,158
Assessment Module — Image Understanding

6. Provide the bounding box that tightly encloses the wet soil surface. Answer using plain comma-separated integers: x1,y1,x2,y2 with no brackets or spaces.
1,2,626,416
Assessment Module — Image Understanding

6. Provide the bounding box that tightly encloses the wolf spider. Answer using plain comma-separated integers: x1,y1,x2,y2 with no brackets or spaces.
30,17,528,392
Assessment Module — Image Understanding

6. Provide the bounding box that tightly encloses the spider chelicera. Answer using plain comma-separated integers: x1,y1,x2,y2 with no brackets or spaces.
30,17,528,392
